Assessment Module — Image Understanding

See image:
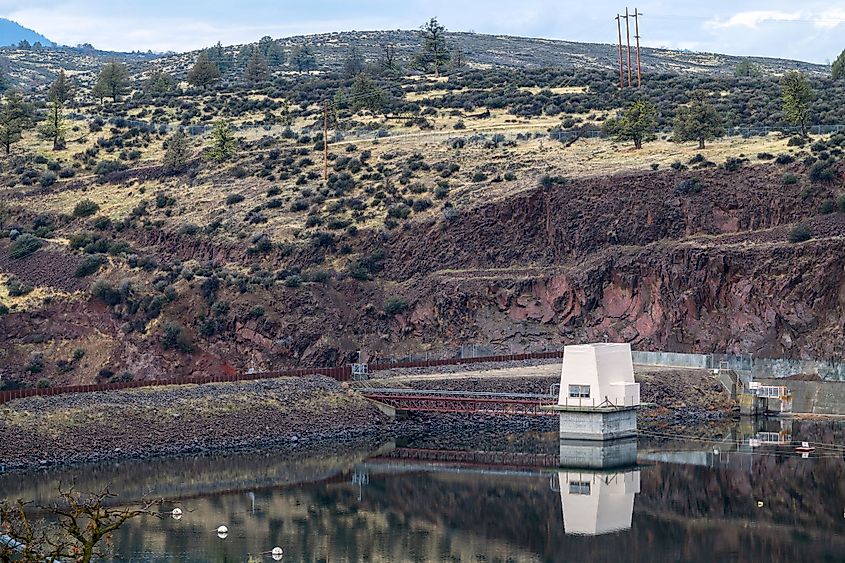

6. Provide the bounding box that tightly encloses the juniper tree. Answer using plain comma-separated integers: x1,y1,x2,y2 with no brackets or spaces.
143,70,176,96
292,45,317,72
187,51,221,88
734,58,762,78
413,18,450,76
603,99,657,149
350,74,387,114
244,50,270,84
207,121,238,162
163,129,191,174
93,61,130,102
673,95,724,149
206,41,232,71
257,36,285,67
781,71,813,137
0,90,34,155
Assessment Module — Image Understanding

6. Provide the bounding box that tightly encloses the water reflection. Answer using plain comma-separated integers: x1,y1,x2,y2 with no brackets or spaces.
558,469,640,536
1,418,844,562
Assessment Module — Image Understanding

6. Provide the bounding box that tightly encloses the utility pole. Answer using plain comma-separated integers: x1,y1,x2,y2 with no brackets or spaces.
634,8,643,88
322,101,329,182
624,7,632,87
615,14,625,89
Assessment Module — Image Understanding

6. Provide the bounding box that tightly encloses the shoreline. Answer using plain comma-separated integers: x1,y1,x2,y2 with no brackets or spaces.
0,366,738,473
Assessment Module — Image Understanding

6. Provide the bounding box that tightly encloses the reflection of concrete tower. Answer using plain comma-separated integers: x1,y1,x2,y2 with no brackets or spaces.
558,470,641,535
559,437,638,469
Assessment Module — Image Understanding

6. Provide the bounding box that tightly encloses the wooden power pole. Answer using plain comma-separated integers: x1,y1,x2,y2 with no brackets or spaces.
615,14,625,89
323,101,329,181
634,8,643,88
624,7,632,87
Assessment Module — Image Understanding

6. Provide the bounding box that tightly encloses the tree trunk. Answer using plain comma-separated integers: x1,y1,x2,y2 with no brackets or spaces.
698,138,706,149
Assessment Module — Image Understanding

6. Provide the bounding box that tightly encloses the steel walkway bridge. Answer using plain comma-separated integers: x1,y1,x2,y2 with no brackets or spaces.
358,388,560,416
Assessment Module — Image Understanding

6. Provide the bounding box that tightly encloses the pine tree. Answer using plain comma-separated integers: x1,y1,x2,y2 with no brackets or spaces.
673,95,724,149
832,49,845,80
48,70,74,104
207,121,238,162
163,129,191,174
0,90,34,155
413,18,450,76
603,99,657,149
244,50,269,84
0,68,8,93
781,71,814,137
39,98,66,150
187,52,221,88
93,61,131,102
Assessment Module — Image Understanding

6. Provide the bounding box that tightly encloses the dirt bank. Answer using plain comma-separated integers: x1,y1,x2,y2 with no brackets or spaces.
0,363,736,471
0,376,389,471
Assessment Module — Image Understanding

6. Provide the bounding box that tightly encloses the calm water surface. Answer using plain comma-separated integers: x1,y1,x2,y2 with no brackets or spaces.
2,419,845,562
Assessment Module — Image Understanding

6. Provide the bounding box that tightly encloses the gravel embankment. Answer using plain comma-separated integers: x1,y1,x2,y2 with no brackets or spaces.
0,363,738,471
0,376,389,471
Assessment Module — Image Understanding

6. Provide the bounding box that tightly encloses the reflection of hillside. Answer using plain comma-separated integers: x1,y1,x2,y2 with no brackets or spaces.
108,460,845,562
4,422,845,561
106,455,845,562
0,439,386,504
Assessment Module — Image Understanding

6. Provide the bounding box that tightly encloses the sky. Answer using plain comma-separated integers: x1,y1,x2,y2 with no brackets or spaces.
1,0,844,63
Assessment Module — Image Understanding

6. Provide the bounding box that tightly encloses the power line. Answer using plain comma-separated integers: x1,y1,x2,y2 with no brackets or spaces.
624,7,633,87
615,7,643,89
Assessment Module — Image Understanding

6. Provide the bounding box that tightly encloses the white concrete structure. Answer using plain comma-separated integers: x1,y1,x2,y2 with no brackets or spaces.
557,343,640,408
558,470,641,535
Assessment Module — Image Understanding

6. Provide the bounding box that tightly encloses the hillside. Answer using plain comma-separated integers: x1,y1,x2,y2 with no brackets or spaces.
0,46,156,91
152,30,827,78
0,29,829,95
2,116,844,385
0,25,844,389
0,18,53,47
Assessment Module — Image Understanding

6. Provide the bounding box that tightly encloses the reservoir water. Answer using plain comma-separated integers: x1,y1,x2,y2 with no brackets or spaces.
2,419,844,562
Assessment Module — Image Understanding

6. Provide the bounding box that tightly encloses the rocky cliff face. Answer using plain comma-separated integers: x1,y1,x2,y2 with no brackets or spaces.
376,162,845,360
2,161,844,380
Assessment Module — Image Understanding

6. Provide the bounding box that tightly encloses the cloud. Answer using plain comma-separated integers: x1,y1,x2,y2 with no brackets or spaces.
706,10,802,29
815,8,845,29
1,1,843,62
5,6,403,51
